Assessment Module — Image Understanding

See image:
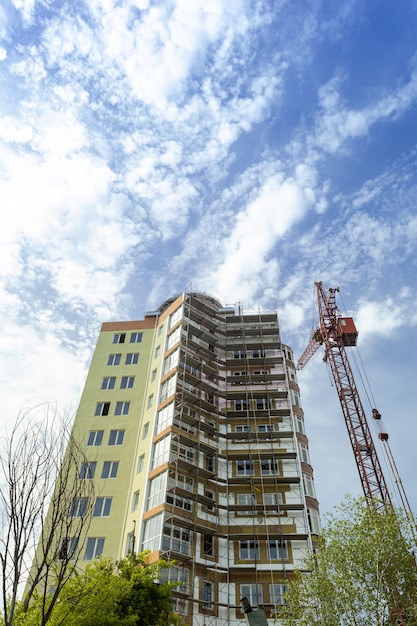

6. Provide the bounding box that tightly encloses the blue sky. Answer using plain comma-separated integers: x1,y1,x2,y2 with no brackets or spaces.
1,0,417,515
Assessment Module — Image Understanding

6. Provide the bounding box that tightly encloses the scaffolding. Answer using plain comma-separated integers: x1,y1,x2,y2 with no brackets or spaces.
142,293,318,625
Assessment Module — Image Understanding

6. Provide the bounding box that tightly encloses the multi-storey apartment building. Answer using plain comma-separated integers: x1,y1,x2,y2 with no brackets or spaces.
64,292,320,625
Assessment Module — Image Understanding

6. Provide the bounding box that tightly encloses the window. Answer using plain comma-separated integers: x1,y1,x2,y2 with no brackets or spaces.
169,306,183,329
205,489,214,511
174,473,193,492
84,537,105,560
172,597,189,616
107,354,121,366
166,493,192,511
108,429,125,445
125,531,135,555
87,430,104,446
120,376,135,389
237,459,253,476
158,324,164,336
58,537,78,560
162,524,190,555
93,497,112,517
171,442,194,464
234,350,246,359
101,461,119,479
270,583,288,606
205,455,214,472
146,472,168,511
202,581,214,609
291,390,300,407
299,442,310,465
267,539,288,559
147,394,154,409
261,458,280,475
130,332,143,343
101,376,116,390
152,436,170,469
79,462,97,479
137,454,145,473
95,402,110,416
115,401,130,416
162,350,180,374
151,368,157,382
296,415,305,434
113,333,126,344
252,349,266,358
131,490,140,512
239,540,259,560
263,492,283,508
256,397,271,410
287,366,296,381
236,425,251,433
141,513,163,553
156,403,174,434
235,398,249,411
69,497,88,518
303,473,316,498
258,424,274,433
236,493,256,515
240,584,262,607
159,566,190,593
166,327,181,351
142,422,149,439
307,507,321,535
154,345,160,359
203,534,214,556
125,352,139,365
159,375,176,404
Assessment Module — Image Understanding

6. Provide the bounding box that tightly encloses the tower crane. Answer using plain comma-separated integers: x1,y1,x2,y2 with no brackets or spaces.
297,282,417,625
297,282,414,518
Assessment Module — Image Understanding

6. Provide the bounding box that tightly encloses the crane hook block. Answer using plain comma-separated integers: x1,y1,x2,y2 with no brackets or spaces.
372,409,382,419
378,433,389,441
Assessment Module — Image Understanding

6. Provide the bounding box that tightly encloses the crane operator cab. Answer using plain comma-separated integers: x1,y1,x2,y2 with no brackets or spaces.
337,317,358,346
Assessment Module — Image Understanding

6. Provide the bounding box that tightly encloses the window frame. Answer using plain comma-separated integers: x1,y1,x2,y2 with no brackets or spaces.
120,376,135,389
87,430,104,446
125,352,139,365
84,537,105,560
267,539,288,560
101,376,116,390
107,354,121,366
115,401,130,416
237,459,254,476
108,429,125,445
95,402,110,417
69,497,89,518
93,497,112,517
101,461,120,479
130,332,143,343
79,461,97,479
239,540,259,560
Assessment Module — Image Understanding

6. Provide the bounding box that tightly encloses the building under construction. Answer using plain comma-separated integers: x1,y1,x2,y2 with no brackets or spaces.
60,292,320,625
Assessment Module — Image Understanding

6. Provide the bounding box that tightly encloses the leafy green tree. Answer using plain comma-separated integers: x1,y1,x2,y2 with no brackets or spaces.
280,497,417,626
14,553,183,626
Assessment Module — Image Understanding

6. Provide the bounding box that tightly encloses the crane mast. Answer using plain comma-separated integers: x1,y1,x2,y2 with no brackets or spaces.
297,282,392,510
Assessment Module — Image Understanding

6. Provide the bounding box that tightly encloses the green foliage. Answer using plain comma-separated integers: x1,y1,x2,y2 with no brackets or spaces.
14,552,183,626
281,497,417,626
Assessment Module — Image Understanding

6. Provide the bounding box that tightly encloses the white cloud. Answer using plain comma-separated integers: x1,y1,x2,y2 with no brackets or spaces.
355,299,404,339
10,0,35,24
208,174,311,303
314,68,417,154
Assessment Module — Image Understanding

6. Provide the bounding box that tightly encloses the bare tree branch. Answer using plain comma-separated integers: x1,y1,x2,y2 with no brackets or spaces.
0,404,94,626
